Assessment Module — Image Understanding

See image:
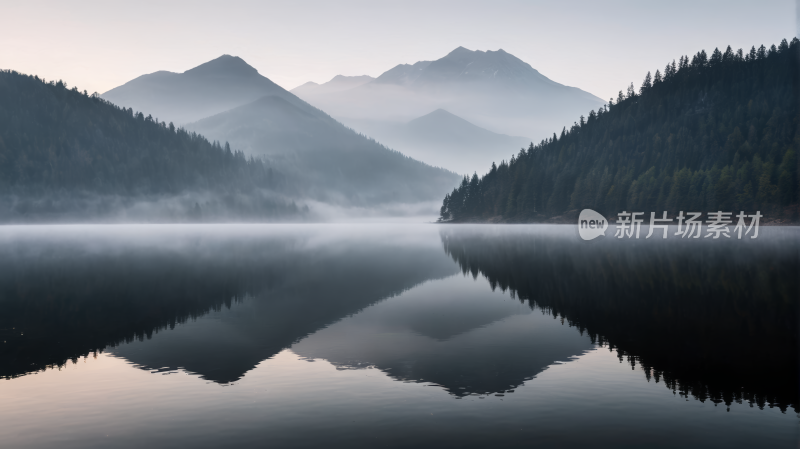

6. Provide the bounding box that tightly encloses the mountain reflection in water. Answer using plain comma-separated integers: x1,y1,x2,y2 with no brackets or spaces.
0,224,797,419
0,225,458,382
292,274,594,396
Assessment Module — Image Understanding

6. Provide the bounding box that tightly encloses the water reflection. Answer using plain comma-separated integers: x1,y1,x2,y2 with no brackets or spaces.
293,274,594,396
0,225,457,382
440,225,799,412
1,224,796,415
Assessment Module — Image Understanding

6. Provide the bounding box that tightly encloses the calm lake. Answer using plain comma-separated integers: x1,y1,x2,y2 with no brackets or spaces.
0,224,797,448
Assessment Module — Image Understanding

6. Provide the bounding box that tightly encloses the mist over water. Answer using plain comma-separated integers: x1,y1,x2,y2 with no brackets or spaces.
0,224,796,448
3,4,797,447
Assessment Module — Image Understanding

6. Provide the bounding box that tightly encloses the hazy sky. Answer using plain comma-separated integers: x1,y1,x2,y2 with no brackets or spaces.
1,0,795,101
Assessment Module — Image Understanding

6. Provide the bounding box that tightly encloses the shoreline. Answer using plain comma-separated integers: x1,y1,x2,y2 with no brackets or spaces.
439,211,800,226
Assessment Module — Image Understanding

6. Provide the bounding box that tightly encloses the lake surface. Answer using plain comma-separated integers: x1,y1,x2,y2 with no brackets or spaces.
0,224,797,448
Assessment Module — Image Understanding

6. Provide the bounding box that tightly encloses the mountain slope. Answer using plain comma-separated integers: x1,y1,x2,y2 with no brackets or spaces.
440,39,799,223
406,109,529,149
345,109,531,174
186,96,459,205
372,61,432,86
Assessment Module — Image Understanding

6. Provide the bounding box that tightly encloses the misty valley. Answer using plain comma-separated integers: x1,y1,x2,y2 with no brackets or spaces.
0,5,798,446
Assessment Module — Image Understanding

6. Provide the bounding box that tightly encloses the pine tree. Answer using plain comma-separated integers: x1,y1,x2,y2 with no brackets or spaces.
640,71,653,94
626,83,636,99
748,46,757,61
722,45,734,62
709,47,723,66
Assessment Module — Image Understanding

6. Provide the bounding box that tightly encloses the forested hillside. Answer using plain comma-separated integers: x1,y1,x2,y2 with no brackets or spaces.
440,38,799,222
0,70,301,222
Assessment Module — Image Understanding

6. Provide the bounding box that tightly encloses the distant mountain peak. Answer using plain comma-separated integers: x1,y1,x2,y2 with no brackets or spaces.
424,108,458,118
329,74,373,83
371,47,557,89
443,47,507,58
446,46,470,55
292,74,375,95
101,54,286,125
184,54,260,77
410,108,486,129
438,47,520,65
294,81,320,89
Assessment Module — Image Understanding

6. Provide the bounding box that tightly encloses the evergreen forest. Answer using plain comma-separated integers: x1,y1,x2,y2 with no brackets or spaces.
440,38,799,222
0,70,301,221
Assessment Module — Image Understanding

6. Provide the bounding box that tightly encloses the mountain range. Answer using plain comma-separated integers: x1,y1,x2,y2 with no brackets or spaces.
102,56,458,208
291,47,604,173
98,48,607,211
5,46,614,220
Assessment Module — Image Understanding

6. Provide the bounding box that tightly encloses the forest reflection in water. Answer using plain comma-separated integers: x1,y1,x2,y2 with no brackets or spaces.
440,225,799,412
0,224,458,383
0,224,797,449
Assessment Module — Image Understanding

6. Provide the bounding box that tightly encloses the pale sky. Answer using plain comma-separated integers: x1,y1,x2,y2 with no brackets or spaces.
1,0,795,101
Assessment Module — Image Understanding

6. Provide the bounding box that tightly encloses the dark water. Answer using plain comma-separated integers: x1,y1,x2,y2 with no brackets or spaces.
0,224,797,448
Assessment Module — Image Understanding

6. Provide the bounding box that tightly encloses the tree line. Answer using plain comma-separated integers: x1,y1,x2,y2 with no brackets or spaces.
440,38,799,222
